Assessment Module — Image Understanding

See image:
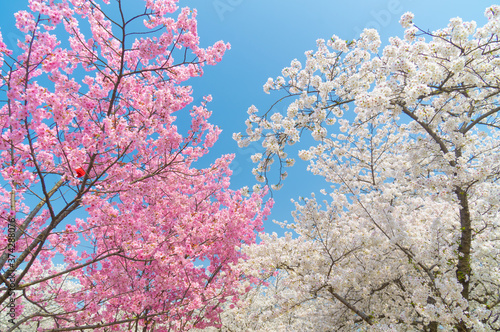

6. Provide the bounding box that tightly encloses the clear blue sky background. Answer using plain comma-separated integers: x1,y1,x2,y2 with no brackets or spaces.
0,0,492,237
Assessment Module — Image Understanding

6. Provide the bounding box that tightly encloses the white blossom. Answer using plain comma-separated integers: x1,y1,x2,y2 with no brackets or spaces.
400,12,414,28
250,153,262,163
298,150,313,161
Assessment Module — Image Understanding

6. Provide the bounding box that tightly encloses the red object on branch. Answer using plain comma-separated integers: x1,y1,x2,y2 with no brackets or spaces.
75,167,85,178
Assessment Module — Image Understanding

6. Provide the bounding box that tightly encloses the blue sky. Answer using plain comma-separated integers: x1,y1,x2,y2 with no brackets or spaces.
0,0,491,237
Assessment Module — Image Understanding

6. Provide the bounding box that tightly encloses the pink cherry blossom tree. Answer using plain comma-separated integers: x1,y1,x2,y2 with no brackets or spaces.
0,0,272,330
232,6,500,332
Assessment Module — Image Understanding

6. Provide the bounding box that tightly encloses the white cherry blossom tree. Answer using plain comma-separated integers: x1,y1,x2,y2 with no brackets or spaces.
230,6,500,332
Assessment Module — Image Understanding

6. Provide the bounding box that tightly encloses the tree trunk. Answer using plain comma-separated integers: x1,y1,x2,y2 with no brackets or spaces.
455,187,472,332
427,321,438,332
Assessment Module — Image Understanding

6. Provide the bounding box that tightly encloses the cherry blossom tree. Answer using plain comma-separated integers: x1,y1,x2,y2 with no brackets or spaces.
0,0,271,330
232,6,500,332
